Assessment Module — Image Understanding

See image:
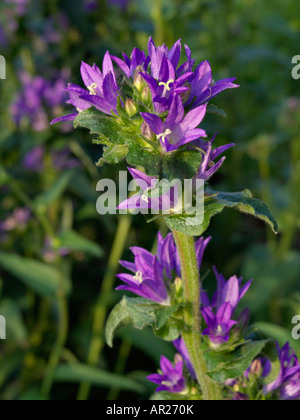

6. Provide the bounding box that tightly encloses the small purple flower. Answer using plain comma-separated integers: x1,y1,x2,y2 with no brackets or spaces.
141,95,207,152
118,168,179,212
109,0,130,10
5,0,29,16
0,207,31,233
193,133,235,181
185,60,239,110
173,337,196,379
201,267,252,346
116,232,210,304
23,146,45,173
264,342,300,401
51,54,119,125
147,355,186,394
84,0,98,13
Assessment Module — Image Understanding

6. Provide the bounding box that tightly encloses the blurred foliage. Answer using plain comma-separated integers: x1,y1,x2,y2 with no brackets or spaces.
0,0,299,400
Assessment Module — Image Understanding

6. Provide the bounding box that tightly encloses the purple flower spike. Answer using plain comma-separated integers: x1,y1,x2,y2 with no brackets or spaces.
141,95,207,152
201,267,252,346
264,342,300,401
147,356,186,394
23,146,45,173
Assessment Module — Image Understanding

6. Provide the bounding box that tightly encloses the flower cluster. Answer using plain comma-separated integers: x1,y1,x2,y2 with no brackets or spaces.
12,71,70,132
201,267,252,346
52,37,238,156
116,232,210,304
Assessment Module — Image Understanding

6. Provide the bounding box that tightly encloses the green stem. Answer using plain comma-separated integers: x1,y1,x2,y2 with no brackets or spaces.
77,215,132,401
172,230,221,401
41,297,69,399
107,339,132,400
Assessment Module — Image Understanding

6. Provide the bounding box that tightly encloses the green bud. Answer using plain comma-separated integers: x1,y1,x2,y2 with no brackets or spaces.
134,66,146,92
141,86,152,103
125,99,138,117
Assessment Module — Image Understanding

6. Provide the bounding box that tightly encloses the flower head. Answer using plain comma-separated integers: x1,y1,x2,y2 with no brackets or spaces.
116,232,210,304
147,355,186,394
201,267,252,346
264,342,300,400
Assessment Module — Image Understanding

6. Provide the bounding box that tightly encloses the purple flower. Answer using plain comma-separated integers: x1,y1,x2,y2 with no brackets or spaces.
109,0,130,10
264,342,300,401
23,146,45,172
116,232,210,304
173,337,196,379
51,53,119,125
118,168,179,212
193,133,235,181
84,0,98,13
201,267,252,346
5,0,29,16
141,95,207,152
12,72,68,132
147,356,186,393
185,60,239,109
0,207,31,234
111,48,150,79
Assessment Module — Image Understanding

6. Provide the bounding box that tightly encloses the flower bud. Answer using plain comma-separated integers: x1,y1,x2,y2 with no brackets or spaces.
141,86,151,103
175,277,182,293
125,99,138,117
133,66,146,92
141,121,155,141
249,359,263,377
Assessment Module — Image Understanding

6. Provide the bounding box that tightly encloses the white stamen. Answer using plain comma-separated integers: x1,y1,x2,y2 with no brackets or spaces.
133,271,144,284
157,129,172,144
88,83,98,95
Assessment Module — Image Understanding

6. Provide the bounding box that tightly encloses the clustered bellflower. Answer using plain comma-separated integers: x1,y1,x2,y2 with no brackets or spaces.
52,37,238,160
264,342,300,400
116,233,210,304
147,355,186,394
201,267,252,346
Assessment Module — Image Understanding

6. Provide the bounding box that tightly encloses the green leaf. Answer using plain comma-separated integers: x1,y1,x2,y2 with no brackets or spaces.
74,109,134,145
0,253,70,298
255,322,300,352
0,299,27,343
58,230,103,258
105,297,181,347
206,340,269,382
53,364,144,394
105,296,156,347
166,189,278,236
127,143,202,181
34,170,76,209
207,104,227,118
0,352,24,388
97,143,128,166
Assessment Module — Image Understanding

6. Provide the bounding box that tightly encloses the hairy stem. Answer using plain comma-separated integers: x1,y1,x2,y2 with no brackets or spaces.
172,230,221,400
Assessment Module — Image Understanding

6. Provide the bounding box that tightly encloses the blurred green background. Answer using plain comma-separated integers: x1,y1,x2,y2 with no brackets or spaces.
0,0,300,400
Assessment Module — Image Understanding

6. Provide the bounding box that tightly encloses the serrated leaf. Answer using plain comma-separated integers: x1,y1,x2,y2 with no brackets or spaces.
74,109,134,145
206,340,269,383
166,189,278,236
106,297,182,347
0,253,71,298
97,144,128,166
58,230,103,258
53,364,144,394
105,296,156,347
